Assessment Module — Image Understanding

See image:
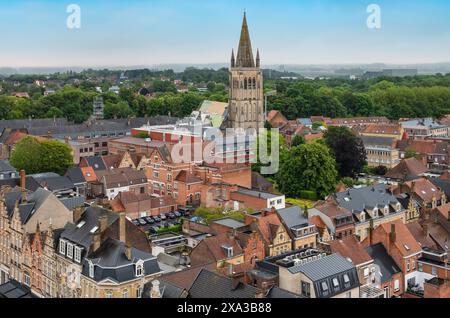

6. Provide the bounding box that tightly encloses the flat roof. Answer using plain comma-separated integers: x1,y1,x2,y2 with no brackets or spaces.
212,217,245,229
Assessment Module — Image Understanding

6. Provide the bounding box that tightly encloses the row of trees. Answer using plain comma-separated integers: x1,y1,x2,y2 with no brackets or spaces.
268,78,450,120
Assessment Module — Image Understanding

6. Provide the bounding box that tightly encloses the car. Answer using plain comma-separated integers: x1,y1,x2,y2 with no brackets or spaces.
167,212,176,219
160,213,167,220
149,226,159,234
138,218,147,226
152,216,161,222
132,219,140,226
173,220,181,225
144,216,155,224
161,222,170,228
174,211,181,218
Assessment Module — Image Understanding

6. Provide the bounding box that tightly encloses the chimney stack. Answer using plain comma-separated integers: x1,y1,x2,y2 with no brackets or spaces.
125,244,132,261
20,170,26,202
369,219,374,246
389,224,396,243
91,230,101,253
119,213,126,243
73,206,84,224
99,214,108,233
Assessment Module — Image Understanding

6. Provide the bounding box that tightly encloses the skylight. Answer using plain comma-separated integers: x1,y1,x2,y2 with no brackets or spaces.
76,220,86,228
404,244,410,251
344,197,350,202
90,226,99,234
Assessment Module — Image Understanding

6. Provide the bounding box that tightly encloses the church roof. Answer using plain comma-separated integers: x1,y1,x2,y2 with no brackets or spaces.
235,13,255,68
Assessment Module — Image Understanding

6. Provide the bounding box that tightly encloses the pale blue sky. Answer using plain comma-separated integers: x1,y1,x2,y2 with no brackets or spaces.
1,0,450,67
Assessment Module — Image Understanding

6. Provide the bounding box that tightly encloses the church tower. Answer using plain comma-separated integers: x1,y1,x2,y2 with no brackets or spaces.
227,13,264,132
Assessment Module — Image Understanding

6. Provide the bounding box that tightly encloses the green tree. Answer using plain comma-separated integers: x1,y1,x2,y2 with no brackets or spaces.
104,101,132,119
10,137,44,174
405,148,421,160
40,140,74,175
276,143,338,198
324,126,367,178
10,137,73,175
291,135,305,147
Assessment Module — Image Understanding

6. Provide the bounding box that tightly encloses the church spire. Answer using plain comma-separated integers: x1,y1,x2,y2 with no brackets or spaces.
256,49,260,68
236,12,255,68
231,49,235,68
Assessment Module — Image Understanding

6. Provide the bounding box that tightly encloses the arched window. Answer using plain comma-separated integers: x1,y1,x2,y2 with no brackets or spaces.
136,260,144,277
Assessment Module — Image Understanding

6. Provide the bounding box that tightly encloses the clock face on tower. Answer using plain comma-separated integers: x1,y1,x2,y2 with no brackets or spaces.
67,264,81,289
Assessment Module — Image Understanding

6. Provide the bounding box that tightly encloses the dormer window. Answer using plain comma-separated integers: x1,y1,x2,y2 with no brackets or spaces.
59,239,66,255
74,246,83,263
136,260,144,277
222,245,234,258
88,261,94,278
332,278,339,288
360,212,365,222
67,243,74,259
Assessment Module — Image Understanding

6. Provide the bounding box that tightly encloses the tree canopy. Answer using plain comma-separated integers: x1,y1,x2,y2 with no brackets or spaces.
324,126,367,178
10,137,73,175
276,142,338,198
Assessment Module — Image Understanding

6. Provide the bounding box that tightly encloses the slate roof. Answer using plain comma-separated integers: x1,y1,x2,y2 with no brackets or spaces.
236,186,279,199
0,280,37,298
361,135,396,147
266,286,302,298
82,238,161,284
335,184,401,213
60,206,118,251
0,175,41,191
365,243,401,283
66,167,86,184
276,206,309,230
3,188,53,224
212,217,245,229
188,269,258,298
288,253,354,278
34,176,75,191
430,178,450,198
84,156,106,171
0,160,17,173
143,279,187,298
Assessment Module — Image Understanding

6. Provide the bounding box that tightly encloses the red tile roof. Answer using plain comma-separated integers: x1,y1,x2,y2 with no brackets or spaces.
405,178,444,203
380,220,422,257
329,236,373,266
385,158,427,180
363,124,402,135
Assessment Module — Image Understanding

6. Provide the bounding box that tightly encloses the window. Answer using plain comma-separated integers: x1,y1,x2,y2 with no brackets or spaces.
332,278,339,288
364,268,370,277
346,292,352,298
431,266,437,276
105,291,113,298
59,239,66,255
406,259,410,272
343,274,350,284
136,261,144,277
74,246,82,263
153,171,159,178
122,289,128,298
301,281,311,298
321,281,328,292
412,259,416,270
418,262,423,272
24,272,30,286
394,280,400,292
137,286,143,298
88,261,94,278
67,243,74,259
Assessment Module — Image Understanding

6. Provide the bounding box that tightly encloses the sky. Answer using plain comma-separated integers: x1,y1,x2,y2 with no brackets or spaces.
1,0,450,67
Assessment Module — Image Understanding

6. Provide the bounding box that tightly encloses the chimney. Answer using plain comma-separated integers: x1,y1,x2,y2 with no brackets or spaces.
369,219,374,246
119,212,126,243
389,224,396,245
125,244,132,261
303,205,308,218
91,230,101,253
422,222,429,237
99,214,108,233
20,170,26,202
73,206,84,223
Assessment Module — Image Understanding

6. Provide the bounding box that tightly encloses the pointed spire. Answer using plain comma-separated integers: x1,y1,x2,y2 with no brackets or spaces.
231,49,235,68
256,49,260,68
236,12,255,68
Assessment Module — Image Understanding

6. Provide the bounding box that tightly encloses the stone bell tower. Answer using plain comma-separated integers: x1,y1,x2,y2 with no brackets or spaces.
227,12,264,132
